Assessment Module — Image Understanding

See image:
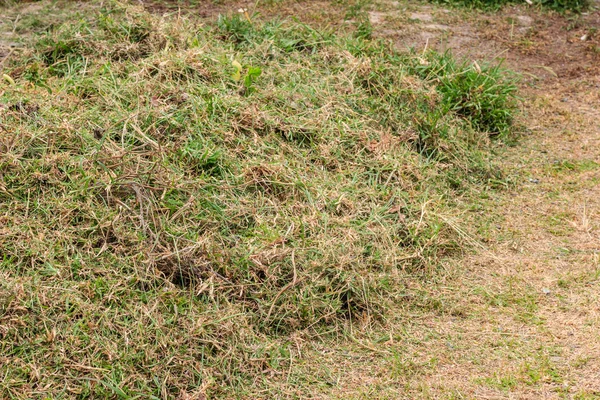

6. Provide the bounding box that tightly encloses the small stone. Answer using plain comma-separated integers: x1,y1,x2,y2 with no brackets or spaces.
424,24,450,31
542,287,551,295
368,11,387,25
409,12,433,22
516,15,534,27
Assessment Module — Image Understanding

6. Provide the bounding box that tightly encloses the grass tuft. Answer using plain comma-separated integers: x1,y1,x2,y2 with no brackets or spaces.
409,51,519,137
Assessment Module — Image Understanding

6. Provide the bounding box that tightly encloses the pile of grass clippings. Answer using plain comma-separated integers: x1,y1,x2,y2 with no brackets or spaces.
0,1,518,397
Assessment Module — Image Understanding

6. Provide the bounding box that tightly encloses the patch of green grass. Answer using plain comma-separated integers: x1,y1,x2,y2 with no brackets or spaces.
0,0,519,397
407,51,519,138
574,393,600,400
544,211,576,236
520,355,564,386
433,0,589,12
551,159,599,173
389,352,439,379
474,279,543,324
480,373,519,390
478,352,563,392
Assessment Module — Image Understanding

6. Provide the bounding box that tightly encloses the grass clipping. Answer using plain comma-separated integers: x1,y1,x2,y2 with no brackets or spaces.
0,2,518,397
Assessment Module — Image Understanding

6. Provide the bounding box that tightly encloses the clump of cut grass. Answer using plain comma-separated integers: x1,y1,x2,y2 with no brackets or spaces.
408,51,519,137
0,0,518,397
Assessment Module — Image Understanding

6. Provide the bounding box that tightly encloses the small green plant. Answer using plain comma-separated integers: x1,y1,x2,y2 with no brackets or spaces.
537,0,588,12
34,36,87,77
216,12,255,43
98,3,152,42
231,59,262,94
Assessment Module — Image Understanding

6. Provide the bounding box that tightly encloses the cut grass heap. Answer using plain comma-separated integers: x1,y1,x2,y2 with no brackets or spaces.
0,1,518,397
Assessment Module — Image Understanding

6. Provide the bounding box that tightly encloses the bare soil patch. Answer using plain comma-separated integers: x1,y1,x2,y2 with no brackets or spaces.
372,1,600,81
139,0,349,28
